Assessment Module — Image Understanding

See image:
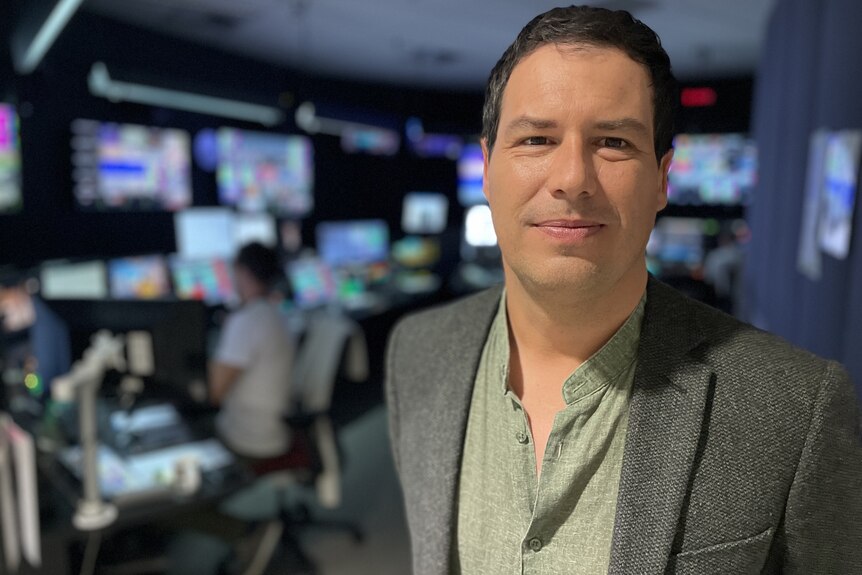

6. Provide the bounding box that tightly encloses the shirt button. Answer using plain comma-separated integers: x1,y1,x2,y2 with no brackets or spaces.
516,431,529,444
528,537,543,552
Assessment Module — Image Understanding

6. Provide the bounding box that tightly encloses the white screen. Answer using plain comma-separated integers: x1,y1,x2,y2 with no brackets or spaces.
40,261,108,300
174,208,236,259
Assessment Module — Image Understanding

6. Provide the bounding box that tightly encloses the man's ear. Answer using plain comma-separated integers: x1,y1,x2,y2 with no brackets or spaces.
656,147,673,212
481,138,492,203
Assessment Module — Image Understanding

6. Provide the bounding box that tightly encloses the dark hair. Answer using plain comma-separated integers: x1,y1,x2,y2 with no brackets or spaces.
482,5,677,162
235,242,282,288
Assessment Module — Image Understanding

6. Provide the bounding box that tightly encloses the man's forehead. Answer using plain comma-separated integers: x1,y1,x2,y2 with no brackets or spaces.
500,43,654,116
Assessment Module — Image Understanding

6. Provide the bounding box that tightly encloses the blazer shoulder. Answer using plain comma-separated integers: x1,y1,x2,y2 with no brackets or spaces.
650,278,843,401
390,286,502,351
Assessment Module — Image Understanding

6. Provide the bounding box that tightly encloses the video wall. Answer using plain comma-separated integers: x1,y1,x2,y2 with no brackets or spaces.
0,104,21,214
668,133,757,206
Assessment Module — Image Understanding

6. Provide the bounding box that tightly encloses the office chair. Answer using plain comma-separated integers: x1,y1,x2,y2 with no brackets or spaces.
229,308,368,575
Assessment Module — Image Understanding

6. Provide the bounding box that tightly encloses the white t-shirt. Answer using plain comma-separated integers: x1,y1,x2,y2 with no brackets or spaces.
214,299,294,458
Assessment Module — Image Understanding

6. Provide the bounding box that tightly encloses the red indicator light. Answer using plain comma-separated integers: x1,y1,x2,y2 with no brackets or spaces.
681,87,718,107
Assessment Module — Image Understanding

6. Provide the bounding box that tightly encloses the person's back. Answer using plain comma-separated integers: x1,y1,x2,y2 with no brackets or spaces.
208,242,294,459
215,298,294,457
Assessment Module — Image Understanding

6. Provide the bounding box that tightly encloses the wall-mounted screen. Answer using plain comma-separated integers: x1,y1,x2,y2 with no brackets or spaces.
216,128,313,216
71,119,191,211
668,133,757,206
169,257,235,305
457,143,486,207
0,104,22,213
315,219,389,268
401,192,449,234
174,208,236,260
108,255,171,300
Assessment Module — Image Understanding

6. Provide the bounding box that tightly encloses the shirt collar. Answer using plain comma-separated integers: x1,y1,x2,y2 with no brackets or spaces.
487,289,647,404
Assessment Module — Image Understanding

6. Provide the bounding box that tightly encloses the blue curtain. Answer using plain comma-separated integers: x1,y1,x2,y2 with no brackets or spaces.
746,0,862,398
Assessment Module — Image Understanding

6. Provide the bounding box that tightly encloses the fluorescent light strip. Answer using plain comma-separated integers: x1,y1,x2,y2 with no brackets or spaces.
88,62,284,126
295,101,389,136
17,0,85,74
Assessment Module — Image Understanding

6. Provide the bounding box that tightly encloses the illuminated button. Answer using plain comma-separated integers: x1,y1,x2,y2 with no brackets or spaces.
528,538,543,552
516,431,529,444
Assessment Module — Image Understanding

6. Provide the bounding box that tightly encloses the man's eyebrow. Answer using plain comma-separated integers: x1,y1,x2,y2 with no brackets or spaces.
594,118,650,135
503,116,558,134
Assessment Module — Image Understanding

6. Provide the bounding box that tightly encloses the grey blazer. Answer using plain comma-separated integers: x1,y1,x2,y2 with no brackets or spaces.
385,277,862,575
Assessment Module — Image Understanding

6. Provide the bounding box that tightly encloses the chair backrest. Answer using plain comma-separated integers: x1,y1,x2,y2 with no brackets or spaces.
290,309,367,415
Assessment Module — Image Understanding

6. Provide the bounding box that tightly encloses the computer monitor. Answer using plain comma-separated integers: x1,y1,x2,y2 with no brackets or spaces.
286,257,338,310
39,260,108,300
0,104,22,213
667,133,757,206
108,256,171,300
391,236,441,269
647,217,706,270
174,207,236,260
42,299,209,404
315,219,390,268
169,257,236,305
401,192,449,234
216,128,314,216
71,119,192,211
457,143,486,207
461,205,500,264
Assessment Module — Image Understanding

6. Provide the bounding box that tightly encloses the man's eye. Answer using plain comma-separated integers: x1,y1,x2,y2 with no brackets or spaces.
523,136,549,145
601,137,627,149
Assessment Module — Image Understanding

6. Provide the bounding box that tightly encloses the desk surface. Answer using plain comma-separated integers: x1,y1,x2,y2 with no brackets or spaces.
8,400,253,575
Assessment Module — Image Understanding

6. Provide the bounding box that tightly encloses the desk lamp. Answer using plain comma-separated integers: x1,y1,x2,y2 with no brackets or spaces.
52,331,126,531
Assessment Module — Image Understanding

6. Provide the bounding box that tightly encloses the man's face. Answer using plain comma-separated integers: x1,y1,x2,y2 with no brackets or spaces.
483,44,672,300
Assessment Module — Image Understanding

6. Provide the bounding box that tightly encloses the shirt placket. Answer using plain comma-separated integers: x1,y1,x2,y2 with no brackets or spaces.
520,397,583,574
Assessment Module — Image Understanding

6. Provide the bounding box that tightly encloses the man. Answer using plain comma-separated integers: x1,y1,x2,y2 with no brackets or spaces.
210,242,294,462
385,6,862,575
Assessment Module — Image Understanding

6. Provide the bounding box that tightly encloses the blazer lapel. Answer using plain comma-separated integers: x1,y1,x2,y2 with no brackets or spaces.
608,279,714,574
414,286,502,575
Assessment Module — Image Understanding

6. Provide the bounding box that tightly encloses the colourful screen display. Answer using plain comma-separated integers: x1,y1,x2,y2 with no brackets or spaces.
316,219,389,268
170,258,236,305
457,143,485,207
0,104,22,213
217,128,314,216
646,217,706,268
72,119,191,211
108,256,171,299
287,258,338,309
668,134,757,206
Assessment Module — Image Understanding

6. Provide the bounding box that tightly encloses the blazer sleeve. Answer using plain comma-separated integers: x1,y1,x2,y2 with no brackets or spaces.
782,360,862,573
384,319,404,476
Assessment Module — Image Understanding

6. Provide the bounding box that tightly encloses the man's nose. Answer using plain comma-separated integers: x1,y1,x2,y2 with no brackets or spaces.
546,137,596,199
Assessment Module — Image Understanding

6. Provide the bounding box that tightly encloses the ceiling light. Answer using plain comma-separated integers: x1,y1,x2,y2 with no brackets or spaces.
15,0,85,74
88,62,284,126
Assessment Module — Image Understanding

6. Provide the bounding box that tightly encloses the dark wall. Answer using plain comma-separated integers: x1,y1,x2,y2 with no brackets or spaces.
745,0,862,396
0,8,483,268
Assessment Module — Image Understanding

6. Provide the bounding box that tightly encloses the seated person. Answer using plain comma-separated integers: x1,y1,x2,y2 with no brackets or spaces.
209,242,295,464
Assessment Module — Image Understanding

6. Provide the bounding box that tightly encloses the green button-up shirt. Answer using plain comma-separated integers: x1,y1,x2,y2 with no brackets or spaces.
454,291,646,575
